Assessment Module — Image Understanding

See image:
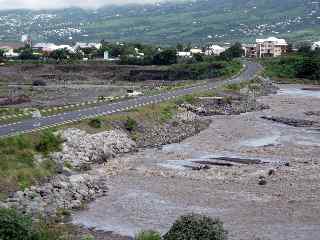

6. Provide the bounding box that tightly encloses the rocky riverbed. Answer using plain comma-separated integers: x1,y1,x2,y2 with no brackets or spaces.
71,84,320,240
1,80,319,240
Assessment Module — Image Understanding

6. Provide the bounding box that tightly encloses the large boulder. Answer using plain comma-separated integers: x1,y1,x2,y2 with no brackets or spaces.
51,128,136,168
6,173,108,218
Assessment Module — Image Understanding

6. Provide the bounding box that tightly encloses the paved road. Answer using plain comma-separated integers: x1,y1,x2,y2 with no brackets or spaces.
0,61,261,137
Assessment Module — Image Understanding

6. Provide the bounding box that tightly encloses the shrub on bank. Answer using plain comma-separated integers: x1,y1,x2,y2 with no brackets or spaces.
0,208,74,240
262,54,320,82
0,208,36,240
0,130,62,196
88,118,102,129
163,214,227,240
125,117,138,132
135,230,162,240
35,130,63,154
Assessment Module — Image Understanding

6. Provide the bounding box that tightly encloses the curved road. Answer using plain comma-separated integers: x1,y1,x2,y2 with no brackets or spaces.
0,61,261,137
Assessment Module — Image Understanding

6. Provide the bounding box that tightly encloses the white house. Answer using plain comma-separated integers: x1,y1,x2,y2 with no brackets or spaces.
33,43,74,53
205,45,226,56
177,51,192,58
312,41,320,50
4,49,20,58
190,48,203,55
0,43,23,53
74,42,102,50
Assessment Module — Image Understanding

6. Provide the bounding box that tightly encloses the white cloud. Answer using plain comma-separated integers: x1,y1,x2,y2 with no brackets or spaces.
0,0,162,10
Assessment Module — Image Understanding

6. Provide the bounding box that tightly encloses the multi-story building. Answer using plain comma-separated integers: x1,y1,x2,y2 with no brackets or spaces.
256,37,288,58
243,37,288,58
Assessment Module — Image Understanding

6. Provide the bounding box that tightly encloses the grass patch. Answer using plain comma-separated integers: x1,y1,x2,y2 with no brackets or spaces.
124,117,138,132
0,130,62,197
261,54,320,84
0,208,75,240
221,78,263,93
168,60,242,80
135,230,161,240
88,118,102,129
35,130,63,155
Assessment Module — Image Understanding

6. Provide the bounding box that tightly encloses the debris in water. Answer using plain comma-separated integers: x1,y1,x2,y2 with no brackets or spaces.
261,116,317,127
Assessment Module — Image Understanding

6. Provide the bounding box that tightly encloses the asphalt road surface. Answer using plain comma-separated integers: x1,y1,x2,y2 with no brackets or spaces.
0,61,261,137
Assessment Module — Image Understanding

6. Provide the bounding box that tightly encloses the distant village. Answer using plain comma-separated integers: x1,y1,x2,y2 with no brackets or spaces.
1,35,320,62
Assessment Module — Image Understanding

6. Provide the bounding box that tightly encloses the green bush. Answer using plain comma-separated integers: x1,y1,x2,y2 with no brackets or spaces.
0,208,74,240
163,214,227,240
160,105,174,122
135,230,161,240
262,54,320,82
0,133,60,194
0,208,36,240
124,117,138,132
35,130,62,154
88,118,102,129
81,234,95,240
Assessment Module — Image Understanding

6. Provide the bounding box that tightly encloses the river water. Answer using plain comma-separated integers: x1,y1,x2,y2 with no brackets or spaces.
72,85,320,240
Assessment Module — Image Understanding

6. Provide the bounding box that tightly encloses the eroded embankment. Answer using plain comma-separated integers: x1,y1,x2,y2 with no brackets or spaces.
1,77,276,225
72,84,320,240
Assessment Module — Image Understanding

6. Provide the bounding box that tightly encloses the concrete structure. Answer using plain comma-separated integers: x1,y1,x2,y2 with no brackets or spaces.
74,42,102,50
177,51,192,58
190,48,203,55
242,44,257,58
104,51,109,60
312,41,320,50
0,43,24,58
33,43,74,53
3,49,20,58
205,45,226,56
256,37,288,58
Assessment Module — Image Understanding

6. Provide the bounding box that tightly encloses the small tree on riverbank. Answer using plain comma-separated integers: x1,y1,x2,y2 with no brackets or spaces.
163,214,228,240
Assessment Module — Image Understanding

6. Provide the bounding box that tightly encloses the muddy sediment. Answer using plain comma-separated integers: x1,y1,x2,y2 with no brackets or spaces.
72,84,320,240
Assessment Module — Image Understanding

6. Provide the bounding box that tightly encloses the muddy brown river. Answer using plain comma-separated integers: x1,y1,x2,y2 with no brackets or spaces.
72,84,320,240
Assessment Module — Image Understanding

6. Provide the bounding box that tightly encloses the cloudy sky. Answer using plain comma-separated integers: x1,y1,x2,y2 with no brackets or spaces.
0,0,163,10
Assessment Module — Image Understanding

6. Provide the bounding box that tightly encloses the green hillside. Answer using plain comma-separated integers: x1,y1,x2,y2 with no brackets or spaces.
0,0,319,45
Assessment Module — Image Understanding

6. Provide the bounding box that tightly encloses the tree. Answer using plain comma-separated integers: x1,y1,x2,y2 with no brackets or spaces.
153,49,177,65
0,49,4,61
287,43,294,53
49,48,69,61
295,57,320,79
176,43,184,51
163,214,227,240
220,42,244,60
0,208,36,240
19,47,38,60
193,53,204,62
297,43,312,55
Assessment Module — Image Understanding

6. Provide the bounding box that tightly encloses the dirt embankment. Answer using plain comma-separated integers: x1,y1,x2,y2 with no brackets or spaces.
0,63,209,85
0,63,150,84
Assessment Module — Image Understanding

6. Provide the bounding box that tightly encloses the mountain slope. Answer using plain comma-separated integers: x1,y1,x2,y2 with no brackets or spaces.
0,0,319,45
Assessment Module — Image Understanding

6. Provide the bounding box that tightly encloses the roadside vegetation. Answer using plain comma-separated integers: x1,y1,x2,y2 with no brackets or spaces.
0,130,63,199
262,45,320,84
67,101,178,137
0,209,227,240
168,59,242,80
0,208,74,240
